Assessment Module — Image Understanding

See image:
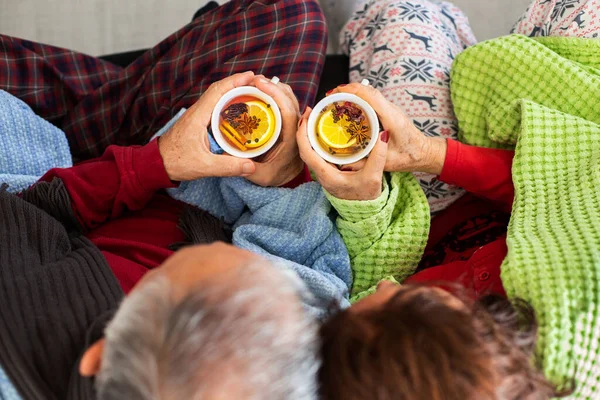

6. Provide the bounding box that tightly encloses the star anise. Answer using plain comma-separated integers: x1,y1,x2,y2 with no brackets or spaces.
234,113,261,136
347,121,370,148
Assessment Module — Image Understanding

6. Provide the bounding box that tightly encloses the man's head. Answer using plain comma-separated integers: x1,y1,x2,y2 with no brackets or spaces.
319,282,564,400
82,243,319,400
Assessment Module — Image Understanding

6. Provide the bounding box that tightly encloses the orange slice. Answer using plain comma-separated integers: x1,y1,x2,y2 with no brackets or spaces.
317,110,357,149
243,100,276,149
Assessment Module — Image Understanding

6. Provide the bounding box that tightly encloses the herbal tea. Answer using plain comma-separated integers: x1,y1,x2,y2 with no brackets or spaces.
219,96,276,151
315,101,371,157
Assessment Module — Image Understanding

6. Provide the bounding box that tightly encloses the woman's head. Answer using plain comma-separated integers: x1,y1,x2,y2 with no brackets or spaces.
319,282,562,400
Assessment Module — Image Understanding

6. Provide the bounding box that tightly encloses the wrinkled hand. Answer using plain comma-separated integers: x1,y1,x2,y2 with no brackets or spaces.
158,72,257,182
330,83,447,175
245,76,304,187
297,107,389,201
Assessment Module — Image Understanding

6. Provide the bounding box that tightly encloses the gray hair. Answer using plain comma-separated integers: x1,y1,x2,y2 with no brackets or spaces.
97,261,319,400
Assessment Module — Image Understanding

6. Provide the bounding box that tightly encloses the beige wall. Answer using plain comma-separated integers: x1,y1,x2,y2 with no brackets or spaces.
452,0,531,39
0,0,225,56
0,0,532,56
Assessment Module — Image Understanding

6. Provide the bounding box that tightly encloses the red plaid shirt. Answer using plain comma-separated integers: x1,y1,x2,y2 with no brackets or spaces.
0,0,327,162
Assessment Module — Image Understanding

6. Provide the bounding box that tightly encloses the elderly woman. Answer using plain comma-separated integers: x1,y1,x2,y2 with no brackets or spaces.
303,0,600,399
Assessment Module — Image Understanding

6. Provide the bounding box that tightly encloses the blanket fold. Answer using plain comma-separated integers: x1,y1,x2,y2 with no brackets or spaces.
167,178,353,316
451,34,600,398
0,90,72,192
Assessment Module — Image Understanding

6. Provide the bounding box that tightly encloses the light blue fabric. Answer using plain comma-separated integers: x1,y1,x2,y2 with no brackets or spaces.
153,110,353,316
0,367,19,400
0,90,72,192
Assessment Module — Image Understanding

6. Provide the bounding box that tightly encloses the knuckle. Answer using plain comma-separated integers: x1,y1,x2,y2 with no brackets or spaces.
368,175,381,187
336,176,351,190
362,179,378,193
207,81,220,94
282,110,298,123
375,146,387,159
366,85,380,98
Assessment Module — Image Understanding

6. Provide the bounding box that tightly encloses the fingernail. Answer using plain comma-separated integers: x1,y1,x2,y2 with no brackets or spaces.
326,90,333,95
381,130,389,143
339,84,348,87
242,163,254,175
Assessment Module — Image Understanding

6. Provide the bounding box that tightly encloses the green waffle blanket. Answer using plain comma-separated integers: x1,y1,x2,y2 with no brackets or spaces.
451,34,600,398
328,34,600,398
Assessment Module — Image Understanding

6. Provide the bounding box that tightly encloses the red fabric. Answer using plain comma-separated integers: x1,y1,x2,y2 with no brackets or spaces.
283,165,313,188
408,140,516,298
440,139,515,213
40,140,312,293
40,141,183,293
408,239,508,298
0,0,327,162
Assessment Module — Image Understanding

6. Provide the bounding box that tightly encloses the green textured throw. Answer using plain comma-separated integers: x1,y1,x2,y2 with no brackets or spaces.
326,34,599,398
451,35,600,399
326,172,430,296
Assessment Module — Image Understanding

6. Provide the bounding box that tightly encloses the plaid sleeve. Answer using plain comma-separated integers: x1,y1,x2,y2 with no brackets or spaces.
0,0,327,162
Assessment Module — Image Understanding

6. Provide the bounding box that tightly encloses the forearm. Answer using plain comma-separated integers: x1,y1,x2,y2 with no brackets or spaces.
39,140,176,230
327,172,430,295
386,123,448,175
405,136,448,175
394,134,515,211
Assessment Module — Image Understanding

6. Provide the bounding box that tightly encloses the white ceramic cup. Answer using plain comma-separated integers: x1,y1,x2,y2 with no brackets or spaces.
211,86,282,159
307,92,380,165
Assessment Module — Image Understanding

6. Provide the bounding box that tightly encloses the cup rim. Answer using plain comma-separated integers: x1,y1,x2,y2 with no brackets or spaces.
211,86,282,159
307,93,380,165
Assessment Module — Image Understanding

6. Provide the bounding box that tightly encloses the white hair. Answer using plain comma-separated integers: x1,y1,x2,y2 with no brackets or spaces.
97,261,319,400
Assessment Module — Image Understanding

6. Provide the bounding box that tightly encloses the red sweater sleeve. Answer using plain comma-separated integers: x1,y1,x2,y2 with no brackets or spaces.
39,140,177,231
439,139,515,213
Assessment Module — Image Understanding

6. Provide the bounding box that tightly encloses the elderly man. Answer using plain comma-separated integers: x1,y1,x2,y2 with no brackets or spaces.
0,1,329,399
0,72,322,400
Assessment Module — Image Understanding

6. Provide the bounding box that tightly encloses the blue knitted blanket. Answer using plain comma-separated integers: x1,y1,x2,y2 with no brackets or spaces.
0,91,72,192
0,90,72,399
153,110,353,316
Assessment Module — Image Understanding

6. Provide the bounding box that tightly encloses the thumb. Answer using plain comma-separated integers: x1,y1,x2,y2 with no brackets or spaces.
205,154,256,177
363,130,389,176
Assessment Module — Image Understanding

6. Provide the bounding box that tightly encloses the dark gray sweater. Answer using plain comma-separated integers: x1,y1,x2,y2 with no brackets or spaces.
0,181,124,399
0,178,229,399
